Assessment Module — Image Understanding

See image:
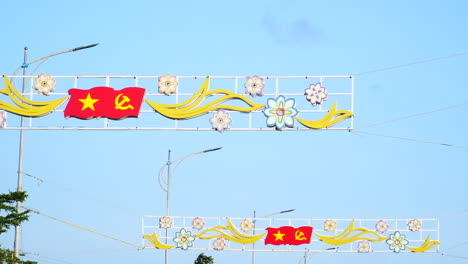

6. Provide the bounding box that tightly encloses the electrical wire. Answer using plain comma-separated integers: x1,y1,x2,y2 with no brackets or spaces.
439,252,468,260
354,51,468,76
443,242,468,252
21,171,143,216
24,254,74,264
23,206,142,249
356,103,468,129
350,103,468,149
351,130,468,150
29,249,137,255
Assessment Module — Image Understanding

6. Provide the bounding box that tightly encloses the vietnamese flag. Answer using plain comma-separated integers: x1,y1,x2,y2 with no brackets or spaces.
264,226,313,246
64,86,145,119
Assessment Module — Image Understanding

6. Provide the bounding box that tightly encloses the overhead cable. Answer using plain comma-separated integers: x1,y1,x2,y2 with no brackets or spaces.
354,51,468,76
23,206,142,249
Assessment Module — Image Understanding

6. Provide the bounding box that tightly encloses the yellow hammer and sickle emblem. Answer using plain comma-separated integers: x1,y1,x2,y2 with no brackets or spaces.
295,230,306,241
115,93,134,110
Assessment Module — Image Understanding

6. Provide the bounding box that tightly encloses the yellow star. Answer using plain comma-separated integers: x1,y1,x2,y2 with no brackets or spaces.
79,93,99,111
273,230,285,241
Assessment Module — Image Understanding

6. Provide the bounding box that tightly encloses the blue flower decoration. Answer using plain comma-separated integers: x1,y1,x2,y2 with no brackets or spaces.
386,231,409,253
173,228,195,250
263,95,298,130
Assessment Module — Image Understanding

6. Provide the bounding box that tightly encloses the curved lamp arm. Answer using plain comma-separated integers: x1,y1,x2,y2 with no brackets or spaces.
158,147,222,192
12,43,99,77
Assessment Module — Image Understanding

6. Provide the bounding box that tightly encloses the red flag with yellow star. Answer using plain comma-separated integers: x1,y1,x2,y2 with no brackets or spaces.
264,226,313,246
64,86,145,119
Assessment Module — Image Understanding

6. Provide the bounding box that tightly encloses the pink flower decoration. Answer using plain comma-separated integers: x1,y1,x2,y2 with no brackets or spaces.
305,83,327,105
192,217,205,230
213,237,226,251
210,110,232,133
375,220,389,233
244,75,265,97
0,111,6,128
33,73,56,95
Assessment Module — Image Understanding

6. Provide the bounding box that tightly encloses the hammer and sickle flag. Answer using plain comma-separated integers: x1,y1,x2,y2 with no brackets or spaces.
64,87,145,119
264,226,313,246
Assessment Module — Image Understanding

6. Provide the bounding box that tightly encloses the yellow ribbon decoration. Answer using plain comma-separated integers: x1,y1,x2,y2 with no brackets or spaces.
143,232,175,249
315,220,387,246
145,78,265,119
407,235,440,252
0,76,68,117
194,218,265,244
296,102,353,129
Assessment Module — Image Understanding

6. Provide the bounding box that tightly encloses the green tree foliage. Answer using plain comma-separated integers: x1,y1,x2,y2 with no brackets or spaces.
0,191,36,264
194,253,214,264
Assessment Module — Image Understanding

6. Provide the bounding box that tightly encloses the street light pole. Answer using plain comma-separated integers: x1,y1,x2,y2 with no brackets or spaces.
12,44,99,259
252,209,295,264
164,150,171,264
159,147,222,264
13,47,28,259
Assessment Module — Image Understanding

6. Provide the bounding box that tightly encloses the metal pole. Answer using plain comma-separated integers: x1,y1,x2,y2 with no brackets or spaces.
11,44,97,261
165,149,171,264
158,147,221,264
14,47,28,259
252,209,295,264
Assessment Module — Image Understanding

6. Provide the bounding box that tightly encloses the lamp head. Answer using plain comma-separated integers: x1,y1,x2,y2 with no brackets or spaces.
203,147,222,153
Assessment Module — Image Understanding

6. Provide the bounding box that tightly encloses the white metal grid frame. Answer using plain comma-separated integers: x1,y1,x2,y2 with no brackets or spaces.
142,215,439,253
2,75,354,131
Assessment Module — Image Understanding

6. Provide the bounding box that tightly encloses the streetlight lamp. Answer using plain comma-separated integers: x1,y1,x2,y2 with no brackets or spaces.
13,43,99,258
158,147,222,264
252,209,295,264
262,209,295,218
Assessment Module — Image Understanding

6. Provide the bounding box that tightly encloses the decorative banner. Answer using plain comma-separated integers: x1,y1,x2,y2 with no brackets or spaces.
142,216,440,253
1,75,354,130
264,226,313,246
64,87,145,119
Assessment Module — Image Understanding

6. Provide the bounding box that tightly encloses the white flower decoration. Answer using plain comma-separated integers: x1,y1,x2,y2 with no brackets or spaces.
158,74,178,95
33,73,56,95
0,111,6,128
375,220,389,233
244,75,265,97
408,219,421,232
159,216,172,228
240,218,254,233
213,237,226,251
210,110,232,133
305,83,327,105
192,217,205,230
357,240,371,253
324,219,337,232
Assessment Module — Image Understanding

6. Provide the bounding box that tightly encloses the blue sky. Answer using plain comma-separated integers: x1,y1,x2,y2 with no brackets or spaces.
1,0,467,263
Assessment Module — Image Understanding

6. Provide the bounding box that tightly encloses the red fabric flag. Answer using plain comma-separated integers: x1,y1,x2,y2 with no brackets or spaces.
264,226,313,246
64,86,145,119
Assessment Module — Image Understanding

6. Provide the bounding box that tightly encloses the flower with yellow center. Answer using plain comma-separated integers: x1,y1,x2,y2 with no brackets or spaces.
33,73,56,95
158,74,178,95
263,95,298,130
